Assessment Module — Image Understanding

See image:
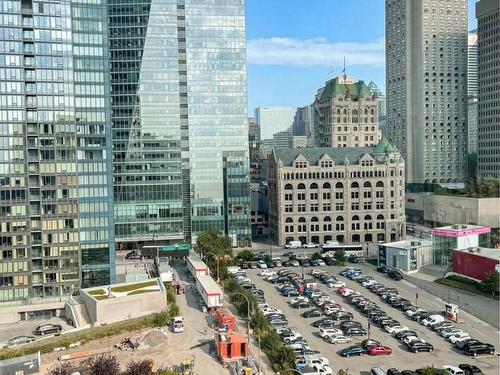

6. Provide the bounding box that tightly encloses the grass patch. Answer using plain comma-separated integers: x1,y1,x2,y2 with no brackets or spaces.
365,258,378,266
94,295,108,300
128,289,156,296
88,289,105,296
111,280,157,293
435,275,499,300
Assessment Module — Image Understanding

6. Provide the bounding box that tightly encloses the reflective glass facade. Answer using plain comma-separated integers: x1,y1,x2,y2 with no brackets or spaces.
0,0,114,304
110,0,250,247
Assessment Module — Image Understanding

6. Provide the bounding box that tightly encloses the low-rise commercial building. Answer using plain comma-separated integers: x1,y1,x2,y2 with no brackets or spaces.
378,239,432,272
268,137,406,247
452,247,500,281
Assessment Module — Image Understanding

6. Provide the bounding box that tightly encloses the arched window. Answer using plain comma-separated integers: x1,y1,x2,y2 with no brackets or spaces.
336,216,344,222
285,183,293,190
298,217,306,223
297,183,306,189
377,214,384,220
390,170,395,177
311,217,319,222
285,217,293,223
335,182,343,189
323,182,331,189
351,182,359,188
310,183,318,189
376,181,384,188
352,215,359,221
364,215,372,221
363,181,371,188
324,216,331,222
352,109,358,116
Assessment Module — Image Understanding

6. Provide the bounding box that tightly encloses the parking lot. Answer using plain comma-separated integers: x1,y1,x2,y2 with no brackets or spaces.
245,264,500,374
0,316,71,348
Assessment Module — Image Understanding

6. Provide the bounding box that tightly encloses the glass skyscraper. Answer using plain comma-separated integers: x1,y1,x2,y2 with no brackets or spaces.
110,0,251,248
0,0,114,304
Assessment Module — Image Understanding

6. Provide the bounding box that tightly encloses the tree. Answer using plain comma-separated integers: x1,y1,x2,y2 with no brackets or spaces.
48,363,74,375
124,359,154,375
480,272,499,296
237,249,255,261
195,228,232,258
334,250,347,265
337,369,352,375
311,251,322,261
86,354,120,375
418,367,437,375
250,309,268,336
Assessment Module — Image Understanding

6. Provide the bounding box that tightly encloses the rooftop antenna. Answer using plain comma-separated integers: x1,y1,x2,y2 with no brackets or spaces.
343,56,346,80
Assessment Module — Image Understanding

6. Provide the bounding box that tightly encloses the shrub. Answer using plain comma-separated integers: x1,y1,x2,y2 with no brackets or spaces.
124,359,155,375
48,363,74,375
86,354,120,375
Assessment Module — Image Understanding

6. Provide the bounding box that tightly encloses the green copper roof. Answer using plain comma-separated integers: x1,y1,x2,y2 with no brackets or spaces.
374,136,398,153
319,78,371,101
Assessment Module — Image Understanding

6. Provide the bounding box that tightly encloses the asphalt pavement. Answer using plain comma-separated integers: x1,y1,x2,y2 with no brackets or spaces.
245,264,500,375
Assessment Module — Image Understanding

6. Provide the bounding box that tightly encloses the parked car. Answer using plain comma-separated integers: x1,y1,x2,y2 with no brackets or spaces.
432,321,455,332
312,318,336,329
361,339,381,349
293,301,313,309
125,250,141,260
376,265,387,273
442,366,465,375
7,335,36,346
302,309,322,318
408,341,434,353
283,251,296,257
344,327,367,337
326,335,352,344
385,325,409,335
387,369,402,375
368,346,392,356
463,342,495,357
340,345,367,357
34,324,62,336
394,330,418,340
458,364,484,375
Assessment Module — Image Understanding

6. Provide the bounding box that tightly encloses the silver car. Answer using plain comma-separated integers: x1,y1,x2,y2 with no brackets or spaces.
8,335,36,346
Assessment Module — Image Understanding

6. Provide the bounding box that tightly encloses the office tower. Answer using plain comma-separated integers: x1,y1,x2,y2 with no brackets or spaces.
0,0,114,303
248,117,258,142
467,31,478,156
476,0,500,179
367,81,387,134
109,0,251,248
386,0,468,184
254,106,294,142
313,76,381,148
292,105,315,146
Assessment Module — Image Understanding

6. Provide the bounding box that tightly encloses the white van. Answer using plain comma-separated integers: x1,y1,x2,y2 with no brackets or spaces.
421,314,445,327
285,240,302,249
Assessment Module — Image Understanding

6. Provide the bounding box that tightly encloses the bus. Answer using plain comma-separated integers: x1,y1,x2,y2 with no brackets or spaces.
320,243,364,258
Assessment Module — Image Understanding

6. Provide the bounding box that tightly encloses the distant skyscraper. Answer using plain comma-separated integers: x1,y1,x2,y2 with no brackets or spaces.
248,117,259,142
110,0,251,247
292,105,315,146
255,106,294,142
476,0,500,179
467,31,478,97
386,0,468,184
313,76,381,148
0,0,115,303
367,81,387,134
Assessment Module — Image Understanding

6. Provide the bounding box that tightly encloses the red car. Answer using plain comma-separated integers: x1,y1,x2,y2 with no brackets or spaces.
337,286,347,295
368,346,392,356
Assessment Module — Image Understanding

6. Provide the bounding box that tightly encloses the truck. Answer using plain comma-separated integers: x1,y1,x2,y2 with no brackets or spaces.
172,316,184,333
285,240,302,249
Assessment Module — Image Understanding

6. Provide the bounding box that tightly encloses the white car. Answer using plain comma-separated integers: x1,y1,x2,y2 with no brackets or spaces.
362,279,377,287
341,289,357,297
259,270,276,277
448,332,471,344
258,261,267,269
405,308,426,318
261,308,282,316
288,296,308,305
314,364,333,375
440,328,463,338
291,260,300,267
442,366,465,375
304,242,318,248
403,336,425,345
327,280,345,288
286,342,310,350
385,325,409,334
307,357,330,367
317,260,326,266
319,327,343,338
324,307,343,315
326,335,352,344
283,333,303,343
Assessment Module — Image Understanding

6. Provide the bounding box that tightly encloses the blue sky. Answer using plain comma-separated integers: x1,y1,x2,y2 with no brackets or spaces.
246,0,478,114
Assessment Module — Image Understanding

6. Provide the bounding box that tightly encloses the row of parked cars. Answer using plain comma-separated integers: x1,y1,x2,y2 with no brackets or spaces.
3,323,63,348
256,269,334,374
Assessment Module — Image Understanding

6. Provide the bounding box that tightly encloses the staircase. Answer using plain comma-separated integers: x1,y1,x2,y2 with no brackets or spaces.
66,296,92,328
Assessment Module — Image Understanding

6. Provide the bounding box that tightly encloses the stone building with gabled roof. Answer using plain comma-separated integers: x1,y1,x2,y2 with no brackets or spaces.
313,76,382,148
268,138,406,247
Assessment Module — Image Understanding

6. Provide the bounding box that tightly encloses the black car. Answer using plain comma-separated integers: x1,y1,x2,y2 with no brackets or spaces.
282,260,291,267
34,324,62,336
408,341,434,353
283,290,300,297
283,252,295,257
388,269,403,280
344,327,367,336
340,345,367,357
376,265,387,273
387,369,402,375
412,311,431,321
348,255,359,263
292,301,312,309
266,261,276,268
331,312,353,321
401,371,418,375
324,257,336,266
302,309,322,318
361,339,381,349
300,259,311,267
340,321,363,330
395,330,418,340
126,251,142,260
458,364,484,375
312,318,336,328
463,342,495,356
456,339,481,350
392,299,411,309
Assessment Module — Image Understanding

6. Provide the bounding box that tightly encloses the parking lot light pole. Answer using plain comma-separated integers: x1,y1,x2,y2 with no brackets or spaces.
204,252,220,283
231,292,252,343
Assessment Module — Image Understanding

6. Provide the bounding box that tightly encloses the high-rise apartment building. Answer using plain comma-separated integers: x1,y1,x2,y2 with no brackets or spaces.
386,0,468,184
0,0,115,303
467,31,478,156
476,0,500,179
109,0,251,248
313,76,381,148
255,106,294,142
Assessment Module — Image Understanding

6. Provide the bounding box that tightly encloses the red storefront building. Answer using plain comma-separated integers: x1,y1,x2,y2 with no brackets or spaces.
452,247,500,281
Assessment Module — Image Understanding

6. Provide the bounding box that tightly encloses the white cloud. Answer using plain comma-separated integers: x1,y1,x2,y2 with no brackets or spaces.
247,36,385,68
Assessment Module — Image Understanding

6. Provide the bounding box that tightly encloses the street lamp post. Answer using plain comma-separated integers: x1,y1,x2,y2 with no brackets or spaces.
231,292,253,344
204,252,220,283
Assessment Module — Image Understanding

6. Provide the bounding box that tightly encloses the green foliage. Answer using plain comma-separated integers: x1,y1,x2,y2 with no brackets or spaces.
168,303,180,318
264,254,271,263
123,359,154,375
436,274,499,300
47,363,74,375
480,272,500,296
250,309,268,337
237,249,255,261
195,228,232,258
334,250,347,265
165,283,176,304
311,252,322,261
86,354,120,375
337,369,352,375
418,366,437,375
435,178,500,198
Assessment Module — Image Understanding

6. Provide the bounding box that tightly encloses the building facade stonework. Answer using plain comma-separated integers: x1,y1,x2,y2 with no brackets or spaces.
268,138,406,247
313,76,381,149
